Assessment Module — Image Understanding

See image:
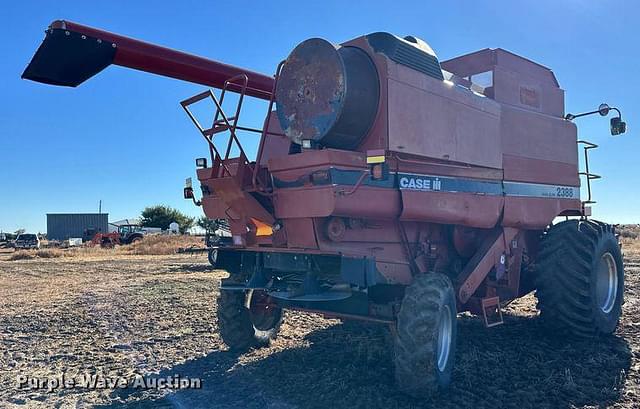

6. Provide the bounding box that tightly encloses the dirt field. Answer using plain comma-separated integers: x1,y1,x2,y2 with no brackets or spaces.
0,244,639,409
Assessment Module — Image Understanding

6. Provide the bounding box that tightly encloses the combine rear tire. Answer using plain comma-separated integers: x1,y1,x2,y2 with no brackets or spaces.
217,289,283,351
394,273,457,397
536,220,624,337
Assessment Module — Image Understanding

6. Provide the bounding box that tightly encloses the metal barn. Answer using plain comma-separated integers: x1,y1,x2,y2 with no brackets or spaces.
46,213,109,241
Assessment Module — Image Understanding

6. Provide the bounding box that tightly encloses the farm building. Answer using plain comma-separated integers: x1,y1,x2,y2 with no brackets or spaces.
46,213,109,241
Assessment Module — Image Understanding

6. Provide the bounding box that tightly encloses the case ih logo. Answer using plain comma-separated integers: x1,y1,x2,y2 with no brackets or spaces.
399,176,442,191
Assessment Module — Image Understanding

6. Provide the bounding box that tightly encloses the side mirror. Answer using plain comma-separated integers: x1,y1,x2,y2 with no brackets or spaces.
184,186,194,199
611,117,627,136
598,103,610,116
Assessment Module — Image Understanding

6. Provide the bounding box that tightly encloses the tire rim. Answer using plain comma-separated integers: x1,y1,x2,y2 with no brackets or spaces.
437,305,452,372
248,290,281,331
596,252,618,314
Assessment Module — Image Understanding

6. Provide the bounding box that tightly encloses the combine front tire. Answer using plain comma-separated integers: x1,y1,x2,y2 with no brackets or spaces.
393,273,457,397
536,220,624,337
217,289,283,351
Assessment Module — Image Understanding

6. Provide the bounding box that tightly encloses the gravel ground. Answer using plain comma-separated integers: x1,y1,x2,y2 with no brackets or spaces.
0,249,638,408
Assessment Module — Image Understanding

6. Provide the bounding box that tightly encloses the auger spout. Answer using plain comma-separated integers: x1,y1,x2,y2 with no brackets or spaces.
22,20,274,100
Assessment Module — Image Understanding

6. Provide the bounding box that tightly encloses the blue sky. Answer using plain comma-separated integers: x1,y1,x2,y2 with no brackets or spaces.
1,0,638,234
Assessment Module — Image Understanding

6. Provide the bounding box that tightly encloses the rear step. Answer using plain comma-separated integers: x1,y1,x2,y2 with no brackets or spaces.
481,296,504,327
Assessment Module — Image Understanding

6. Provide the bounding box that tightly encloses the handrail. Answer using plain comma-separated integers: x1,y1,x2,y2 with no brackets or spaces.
577,140,601,205
253,60,286,190
181,65,288,193
180,90,220,168
181,75,252,178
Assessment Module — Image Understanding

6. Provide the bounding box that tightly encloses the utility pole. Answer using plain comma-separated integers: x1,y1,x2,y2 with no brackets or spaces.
99,200,102,214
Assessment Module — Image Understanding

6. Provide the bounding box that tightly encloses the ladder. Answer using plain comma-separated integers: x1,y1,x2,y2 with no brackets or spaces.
181,74,254,180
577,140,601,207
180,61,286,193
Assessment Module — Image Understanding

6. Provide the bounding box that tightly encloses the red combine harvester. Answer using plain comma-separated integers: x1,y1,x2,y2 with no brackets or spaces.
23,21,628,396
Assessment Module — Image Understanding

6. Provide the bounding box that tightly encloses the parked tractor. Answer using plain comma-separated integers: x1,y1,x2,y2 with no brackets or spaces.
90,224,145,248
116,224,145,244
23,21,628,396
90,231,121,248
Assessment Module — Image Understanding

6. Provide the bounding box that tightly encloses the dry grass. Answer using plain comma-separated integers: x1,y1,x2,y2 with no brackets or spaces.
620,225,640,256
619,224,640,240
9,249,69,261
8,251,36,261
120,234,203,255
7,236,204,261
36,249,66,258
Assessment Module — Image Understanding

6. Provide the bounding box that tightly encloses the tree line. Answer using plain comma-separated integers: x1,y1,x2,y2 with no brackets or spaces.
140,205,226,234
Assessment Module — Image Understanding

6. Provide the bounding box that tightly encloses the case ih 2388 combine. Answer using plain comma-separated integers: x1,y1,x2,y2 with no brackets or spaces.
24,21,628,396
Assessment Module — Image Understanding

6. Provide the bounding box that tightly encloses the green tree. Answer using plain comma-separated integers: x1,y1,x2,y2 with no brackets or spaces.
196,216,217,233
140,205,194,234
196,216,230,234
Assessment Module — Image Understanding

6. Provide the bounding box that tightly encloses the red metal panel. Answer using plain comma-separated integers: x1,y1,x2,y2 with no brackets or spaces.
493,65,564,117
284,218,318,249
274,185,401,220
268,149,365,173
200,196,231,220
503,197,582,229
333,188,401,219
501,105,577,165
501,104,578,188
393,154,503,181
503,154,580,186
274,186,336,218
258,112,290,166
207,176,274,225
386,62,503,169
400,191,503,229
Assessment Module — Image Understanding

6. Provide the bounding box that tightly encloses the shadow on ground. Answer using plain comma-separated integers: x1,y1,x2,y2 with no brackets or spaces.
99,313,631,409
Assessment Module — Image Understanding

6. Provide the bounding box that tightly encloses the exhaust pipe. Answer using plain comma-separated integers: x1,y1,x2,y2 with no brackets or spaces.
22,20,274,100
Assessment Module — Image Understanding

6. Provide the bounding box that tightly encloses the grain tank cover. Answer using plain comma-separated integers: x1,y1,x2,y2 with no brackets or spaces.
275,38,379,149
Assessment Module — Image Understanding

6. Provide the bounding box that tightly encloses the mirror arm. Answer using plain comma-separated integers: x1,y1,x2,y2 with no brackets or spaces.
566,104,626,136
610,107,622,119
566,105,622,121
565,109,600,120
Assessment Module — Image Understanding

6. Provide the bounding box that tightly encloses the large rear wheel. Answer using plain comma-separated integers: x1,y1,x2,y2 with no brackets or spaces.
393,273,457,397
217,289,283,351
536,219,624,337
